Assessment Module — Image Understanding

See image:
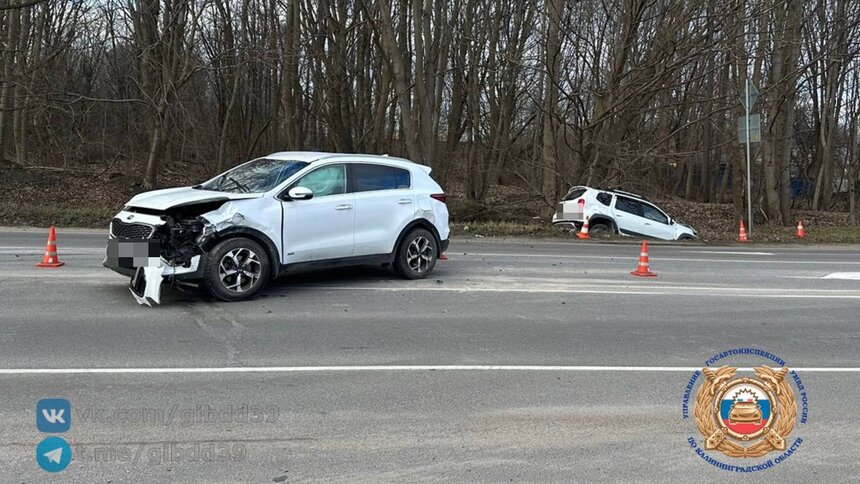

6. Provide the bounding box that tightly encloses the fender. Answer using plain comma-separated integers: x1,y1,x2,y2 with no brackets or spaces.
392,219,443,260
203,226,281,278
588,215,618,234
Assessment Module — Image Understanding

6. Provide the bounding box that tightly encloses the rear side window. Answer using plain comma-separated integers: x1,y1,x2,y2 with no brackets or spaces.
563,187,587,201
615,196,642,216
394,168,410,189
596,192,612,206
352,164,411,192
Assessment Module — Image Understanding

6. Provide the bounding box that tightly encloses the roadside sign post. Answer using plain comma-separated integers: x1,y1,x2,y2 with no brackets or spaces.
745,81,752,235
739,79,759,236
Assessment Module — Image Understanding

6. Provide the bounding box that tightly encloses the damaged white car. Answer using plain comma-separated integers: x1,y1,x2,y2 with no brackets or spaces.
105,152,450,305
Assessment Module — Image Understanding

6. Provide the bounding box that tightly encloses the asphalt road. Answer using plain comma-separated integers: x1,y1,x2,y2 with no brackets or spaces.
1,228,859,482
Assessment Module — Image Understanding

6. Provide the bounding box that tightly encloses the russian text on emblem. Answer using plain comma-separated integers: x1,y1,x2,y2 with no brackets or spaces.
694,366,797,458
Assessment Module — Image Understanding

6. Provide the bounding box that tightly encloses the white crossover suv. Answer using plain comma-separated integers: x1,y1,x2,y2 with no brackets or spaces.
552,186,696,241
105,152,450,304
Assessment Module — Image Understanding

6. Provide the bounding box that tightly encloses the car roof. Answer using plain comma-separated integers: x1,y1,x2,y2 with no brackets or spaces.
264,151,430,173
263,151,336,162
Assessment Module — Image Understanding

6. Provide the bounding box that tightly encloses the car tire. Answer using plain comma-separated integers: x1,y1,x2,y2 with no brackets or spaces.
393,228,437,280
589,223,612,236
678,234,696,241
203,237,270,302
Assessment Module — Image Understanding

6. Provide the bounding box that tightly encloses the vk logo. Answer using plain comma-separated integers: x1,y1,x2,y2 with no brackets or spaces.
36,398,71,433
36,436,72,472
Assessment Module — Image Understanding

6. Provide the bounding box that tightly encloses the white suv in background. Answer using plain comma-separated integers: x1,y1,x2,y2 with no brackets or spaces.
105,152,450,304
552,186,696,241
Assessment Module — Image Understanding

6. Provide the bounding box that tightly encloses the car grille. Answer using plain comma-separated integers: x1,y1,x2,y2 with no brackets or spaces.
111,218,154,239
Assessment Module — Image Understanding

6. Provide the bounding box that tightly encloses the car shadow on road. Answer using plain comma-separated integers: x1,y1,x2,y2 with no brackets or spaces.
116,264,452,305
273,265,399,287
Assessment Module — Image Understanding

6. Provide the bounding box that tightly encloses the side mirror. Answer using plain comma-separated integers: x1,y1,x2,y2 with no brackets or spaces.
669,217,675,225
287,186,314,201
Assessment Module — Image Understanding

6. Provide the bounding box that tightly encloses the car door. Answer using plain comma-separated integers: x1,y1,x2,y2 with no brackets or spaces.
281,163,355,263
350,163,415,256
611,196,650,237
640,203,677,240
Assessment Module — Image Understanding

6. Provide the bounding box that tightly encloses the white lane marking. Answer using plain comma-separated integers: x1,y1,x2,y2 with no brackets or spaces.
1,365,859,375
3,273,122,279
292,285,860,298
822,273,860,280
689,250,774,256
6,278,856,298
460,253,860,264
0,250,105,255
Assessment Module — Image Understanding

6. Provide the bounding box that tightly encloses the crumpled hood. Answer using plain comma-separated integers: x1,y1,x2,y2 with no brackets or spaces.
676,221,697,234
126,187,263,211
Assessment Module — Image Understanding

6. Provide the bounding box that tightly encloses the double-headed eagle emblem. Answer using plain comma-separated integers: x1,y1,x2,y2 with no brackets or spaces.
693,366,797,458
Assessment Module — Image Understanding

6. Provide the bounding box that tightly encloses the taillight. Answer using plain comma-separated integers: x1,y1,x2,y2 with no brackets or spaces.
430,193,447,204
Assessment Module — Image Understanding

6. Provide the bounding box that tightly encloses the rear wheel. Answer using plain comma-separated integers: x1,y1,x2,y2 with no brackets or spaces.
588,223,612,236
393,228,437,279
203,237,270,301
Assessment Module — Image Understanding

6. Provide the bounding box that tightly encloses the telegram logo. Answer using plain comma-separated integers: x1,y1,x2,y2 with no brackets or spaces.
36,436,72,472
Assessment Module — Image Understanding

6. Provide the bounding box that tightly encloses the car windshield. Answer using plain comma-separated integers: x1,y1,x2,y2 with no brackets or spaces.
200,158,309,193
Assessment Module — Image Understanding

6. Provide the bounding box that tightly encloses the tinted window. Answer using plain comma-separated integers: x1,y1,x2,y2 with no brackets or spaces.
394,168,410,189
642,204,669,224
293,164,346,197
615,197,642,216
563,187,587,201
353,164,410,192
596,192,612,206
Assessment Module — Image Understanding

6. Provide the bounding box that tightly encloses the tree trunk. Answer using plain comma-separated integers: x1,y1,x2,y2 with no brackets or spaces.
0,3,21,158
373,0,421,164
541,0,562,204
144,103,167,189
763,0,801,225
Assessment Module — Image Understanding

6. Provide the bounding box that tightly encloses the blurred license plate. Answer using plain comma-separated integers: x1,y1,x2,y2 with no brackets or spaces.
106,239,161,269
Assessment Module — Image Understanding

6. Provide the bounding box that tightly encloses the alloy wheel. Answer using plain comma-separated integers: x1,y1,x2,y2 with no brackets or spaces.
406,236,434,273
218,248,262,293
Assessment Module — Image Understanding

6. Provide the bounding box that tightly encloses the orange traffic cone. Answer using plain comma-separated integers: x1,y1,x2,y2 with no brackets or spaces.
36,226,65,268
630,240,657,277
795,220,805,238
577,217,590,240
738,220,749,243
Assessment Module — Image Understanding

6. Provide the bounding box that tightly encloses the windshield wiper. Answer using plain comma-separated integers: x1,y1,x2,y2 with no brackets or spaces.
227,176,251,193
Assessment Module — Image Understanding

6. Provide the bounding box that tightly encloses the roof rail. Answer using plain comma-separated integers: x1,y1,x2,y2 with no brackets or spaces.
607,188,647,200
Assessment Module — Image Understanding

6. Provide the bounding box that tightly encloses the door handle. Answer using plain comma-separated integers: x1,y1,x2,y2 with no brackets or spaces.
335,204,353,210
644,222,651,225
397,199,413,204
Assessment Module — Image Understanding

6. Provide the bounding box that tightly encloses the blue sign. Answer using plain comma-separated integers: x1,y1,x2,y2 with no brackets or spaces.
36,398,71,433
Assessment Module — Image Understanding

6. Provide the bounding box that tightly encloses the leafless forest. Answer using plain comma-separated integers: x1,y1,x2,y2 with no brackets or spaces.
1,0,860,225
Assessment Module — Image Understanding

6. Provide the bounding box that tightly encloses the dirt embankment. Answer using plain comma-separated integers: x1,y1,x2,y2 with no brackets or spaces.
1,161,857,243
446,184,860,243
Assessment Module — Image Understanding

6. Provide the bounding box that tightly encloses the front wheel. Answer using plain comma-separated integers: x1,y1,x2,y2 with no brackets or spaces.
393,228,437,279
203,237,270,301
